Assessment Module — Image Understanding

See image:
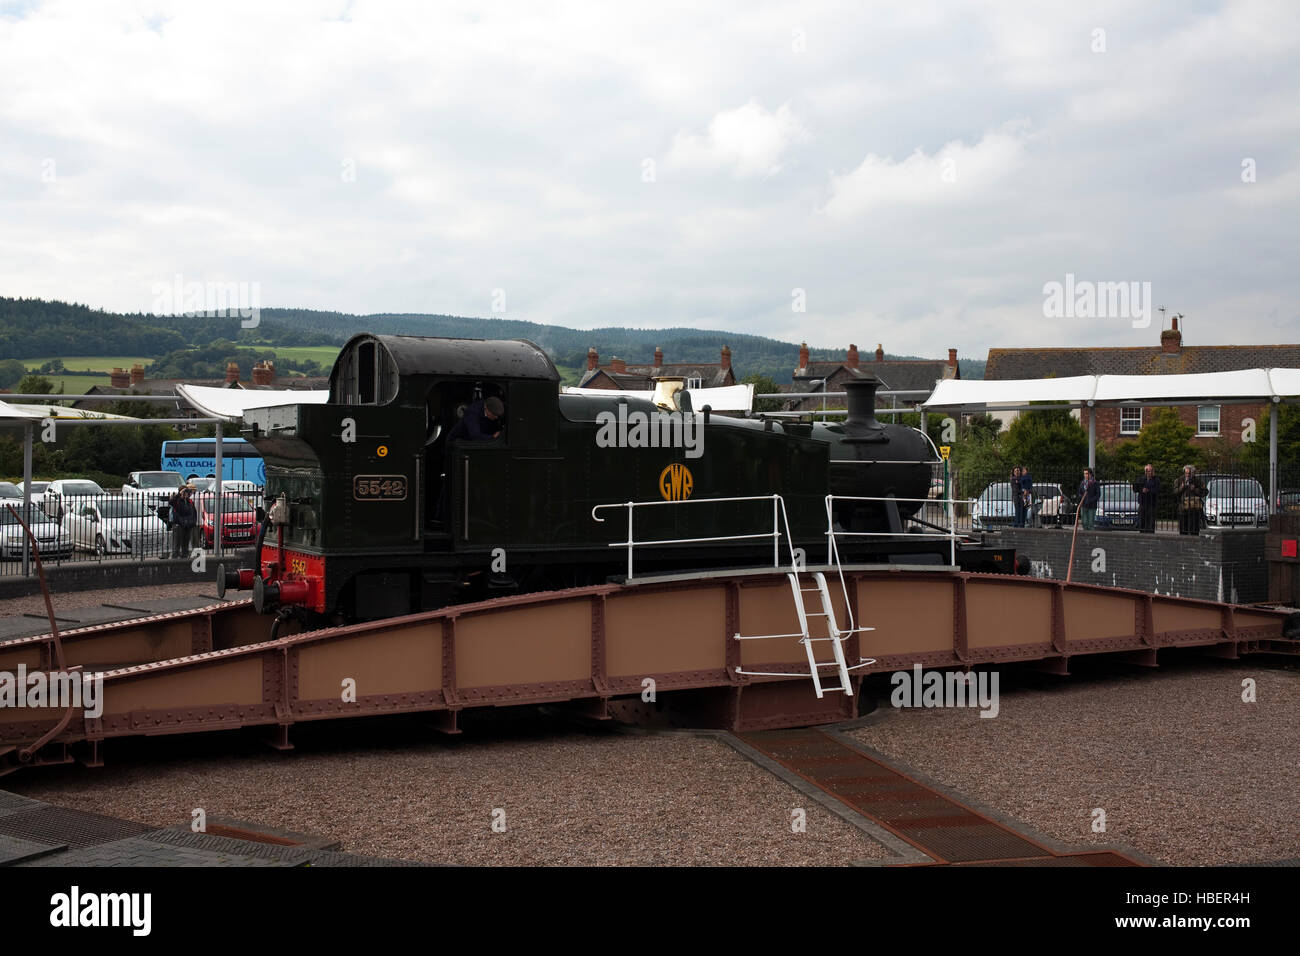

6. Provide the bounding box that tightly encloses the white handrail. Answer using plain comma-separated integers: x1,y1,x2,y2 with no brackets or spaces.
591,494,799,580
824,495,973,588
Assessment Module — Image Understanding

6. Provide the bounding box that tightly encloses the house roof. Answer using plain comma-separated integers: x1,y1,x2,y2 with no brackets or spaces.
794,361,955,393
986,345,1300,380
578,363,734,389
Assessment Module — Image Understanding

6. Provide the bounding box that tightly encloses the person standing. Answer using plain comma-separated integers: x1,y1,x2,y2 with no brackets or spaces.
170,484,197,558
1010,466,1024,527
1019,464,1035,527
1174,465,1206,535
1136,463,1160,534
1078,467,1100,530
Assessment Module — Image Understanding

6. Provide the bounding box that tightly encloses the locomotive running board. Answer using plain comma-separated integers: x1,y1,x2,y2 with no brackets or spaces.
0,572,1293,771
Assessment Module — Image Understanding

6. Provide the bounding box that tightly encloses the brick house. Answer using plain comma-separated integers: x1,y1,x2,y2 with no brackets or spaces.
984,318,1300,445
577,346,738,390
76,360,329,423
785,343,959,411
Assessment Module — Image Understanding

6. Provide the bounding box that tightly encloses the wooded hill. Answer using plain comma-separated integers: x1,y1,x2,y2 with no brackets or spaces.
0,297,986,384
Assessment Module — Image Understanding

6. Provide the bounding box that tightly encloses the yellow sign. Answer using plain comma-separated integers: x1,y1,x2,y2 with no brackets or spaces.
658,463,694,501
939,445,951,460
377,445,388,458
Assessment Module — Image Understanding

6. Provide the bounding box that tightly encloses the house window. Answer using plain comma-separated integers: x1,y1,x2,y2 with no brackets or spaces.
686,377,702,389
1120,407,1142,435
1197,405,1220,436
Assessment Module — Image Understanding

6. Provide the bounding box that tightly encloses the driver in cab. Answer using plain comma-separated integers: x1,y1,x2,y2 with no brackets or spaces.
448,396,504,442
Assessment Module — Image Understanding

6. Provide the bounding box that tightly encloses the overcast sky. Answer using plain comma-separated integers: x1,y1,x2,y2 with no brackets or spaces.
2,0,1297,359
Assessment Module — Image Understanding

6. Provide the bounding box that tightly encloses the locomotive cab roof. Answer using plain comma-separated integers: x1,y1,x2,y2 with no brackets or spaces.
330,333,560,405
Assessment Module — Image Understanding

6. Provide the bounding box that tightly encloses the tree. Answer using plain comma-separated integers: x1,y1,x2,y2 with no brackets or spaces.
741,373,783,413
1000,407,1088,478
16,374,54,394
0,358,26,389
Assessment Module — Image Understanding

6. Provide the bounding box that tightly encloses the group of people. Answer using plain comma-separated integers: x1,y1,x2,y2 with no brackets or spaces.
1074,464,1207,535
1008,465,1035,527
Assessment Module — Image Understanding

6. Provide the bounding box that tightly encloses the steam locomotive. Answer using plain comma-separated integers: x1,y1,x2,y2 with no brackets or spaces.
218,334,1014,625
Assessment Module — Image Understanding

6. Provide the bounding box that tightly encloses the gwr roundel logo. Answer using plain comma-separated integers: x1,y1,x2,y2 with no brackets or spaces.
658,463,694,501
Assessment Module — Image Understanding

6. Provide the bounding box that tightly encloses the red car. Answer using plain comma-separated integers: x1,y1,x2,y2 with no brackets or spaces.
195,494,260,548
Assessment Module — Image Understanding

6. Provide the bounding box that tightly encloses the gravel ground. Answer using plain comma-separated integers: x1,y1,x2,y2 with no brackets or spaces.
851,660,1300,866
0,580,221,620
10,726,892,866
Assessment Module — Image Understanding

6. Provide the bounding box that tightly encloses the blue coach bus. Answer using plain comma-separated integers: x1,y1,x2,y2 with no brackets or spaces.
161,437,266,486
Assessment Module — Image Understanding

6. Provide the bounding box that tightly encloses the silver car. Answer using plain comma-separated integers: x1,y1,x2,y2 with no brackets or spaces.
42,478,106,520
64,496,169,555
1203,478,1268,529
122,470,185,508
0,502,74,559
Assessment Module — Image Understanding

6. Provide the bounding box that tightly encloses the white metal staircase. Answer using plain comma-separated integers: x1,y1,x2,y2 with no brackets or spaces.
734,569,875,698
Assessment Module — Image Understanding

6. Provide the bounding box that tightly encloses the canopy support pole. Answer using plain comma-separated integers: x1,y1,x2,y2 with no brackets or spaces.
22,421,33,577
1087,403,1096,471
1270,400,1279,516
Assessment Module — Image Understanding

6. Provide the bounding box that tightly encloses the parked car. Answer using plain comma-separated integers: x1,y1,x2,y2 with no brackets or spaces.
972,482,1015,529
1276,489,1300,515
189,477,217,493
194,493,260,548
42,479,106,520
1203,477,1268,529
122,470,185,507
0,482,20,501
1032,482,1076,527
15,480,50,498
64,496,169,555
0,502,74,559
1094,482,1140,529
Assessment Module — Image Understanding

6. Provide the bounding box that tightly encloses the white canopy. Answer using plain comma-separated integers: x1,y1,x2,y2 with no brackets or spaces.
0,400,135,421
562,383,754,412
925,368,1300,409
177,384,330,421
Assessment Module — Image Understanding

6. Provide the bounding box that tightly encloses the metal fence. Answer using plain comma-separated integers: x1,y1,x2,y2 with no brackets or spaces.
925,460,1300,534
1,489,264,577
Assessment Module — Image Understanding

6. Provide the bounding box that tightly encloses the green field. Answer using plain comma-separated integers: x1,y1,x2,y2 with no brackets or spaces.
23,356,154,373
12,373,104,395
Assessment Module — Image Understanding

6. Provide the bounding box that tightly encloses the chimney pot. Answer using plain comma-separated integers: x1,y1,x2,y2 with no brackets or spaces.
846,344,860,370
653,346,663,368
720,345,731,371
587,347,598,372
875,344,884,362
798,342,810,371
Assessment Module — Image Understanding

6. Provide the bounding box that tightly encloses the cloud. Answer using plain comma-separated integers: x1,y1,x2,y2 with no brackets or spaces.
666,100,807,178
822,124,1031,219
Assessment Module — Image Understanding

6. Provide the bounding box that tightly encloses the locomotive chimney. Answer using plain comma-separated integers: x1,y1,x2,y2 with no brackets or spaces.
842,377,887,443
